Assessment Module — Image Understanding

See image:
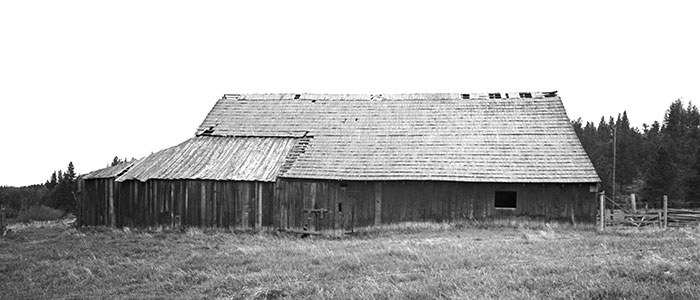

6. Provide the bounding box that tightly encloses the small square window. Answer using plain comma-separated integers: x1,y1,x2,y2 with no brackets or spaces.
495,191,517,209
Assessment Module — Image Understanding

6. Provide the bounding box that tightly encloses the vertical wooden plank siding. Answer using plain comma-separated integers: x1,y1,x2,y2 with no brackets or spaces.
255,182,262,230
276,179,597,229
375,182,382,226
108,180,115,227
200,182,206,227
79,179,597,229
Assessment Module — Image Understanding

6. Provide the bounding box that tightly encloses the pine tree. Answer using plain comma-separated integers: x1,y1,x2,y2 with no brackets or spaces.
65,162,76,182
684,148,700,206
642,147,677,206
614,111,643,193
43,162,78,212
46,172,58,190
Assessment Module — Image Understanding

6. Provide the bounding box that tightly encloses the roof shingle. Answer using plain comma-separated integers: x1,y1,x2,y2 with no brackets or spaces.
195,93,600,183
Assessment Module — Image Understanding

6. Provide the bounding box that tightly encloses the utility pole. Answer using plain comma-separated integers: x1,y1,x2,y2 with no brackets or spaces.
612,124,617,203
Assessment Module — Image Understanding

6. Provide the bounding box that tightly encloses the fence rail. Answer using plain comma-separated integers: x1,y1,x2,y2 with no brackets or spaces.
598,194,700,230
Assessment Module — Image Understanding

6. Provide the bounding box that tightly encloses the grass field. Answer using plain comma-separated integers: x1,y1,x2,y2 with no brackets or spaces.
1,221,700,300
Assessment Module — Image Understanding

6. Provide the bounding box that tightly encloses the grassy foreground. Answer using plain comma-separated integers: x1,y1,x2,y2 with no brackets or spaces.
1,221,700,300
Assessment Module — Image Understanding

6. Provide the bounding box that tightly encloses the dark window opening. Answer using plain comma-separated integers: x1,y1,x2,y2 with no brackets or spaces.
460,94,470,99
519,92,532,98
294,94,301,99
340,182,348,189
338,202,343,213
494,191,517,209
488,93,501,99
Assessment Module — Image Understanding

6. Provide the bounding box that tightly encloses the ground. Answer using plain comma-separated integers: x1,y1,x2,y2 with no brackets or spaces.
1,221,700,300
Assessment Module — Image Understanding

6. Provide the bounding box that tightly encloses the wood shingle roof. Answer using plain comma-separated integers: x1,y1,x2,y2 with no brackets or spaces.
195,93,600,183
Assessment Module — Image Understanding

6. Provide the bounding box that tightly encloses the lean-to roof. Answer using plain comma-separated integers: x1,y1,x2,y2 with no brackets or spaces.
115,136,299,182
81,161,135,180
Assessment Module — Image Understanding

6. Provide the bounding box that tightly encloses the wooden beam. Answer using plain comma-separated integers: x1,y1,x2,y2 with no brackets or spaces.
278,228,322,236
170,183,175,228
663,195,668,229
201,182,206,227
375,182,382,226
255,182,262,231
184,183,189,226
598,192,605,232
109,180,115,227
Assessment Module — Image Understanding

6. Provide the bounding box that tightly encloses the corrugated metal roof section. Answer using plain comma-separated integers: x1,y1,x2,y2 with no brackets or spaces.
81,161,135,180
116,136,299,182
195,93,601,183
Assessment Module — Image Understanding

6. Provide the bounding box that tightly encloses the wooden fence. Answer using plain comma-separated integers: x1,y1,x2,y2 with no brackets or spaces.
597,194,700,230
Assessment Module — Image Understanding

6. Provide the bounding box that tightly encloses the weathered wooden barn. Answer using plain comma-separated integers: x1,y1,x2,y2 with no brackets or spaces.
78,161,135,227
79,92,601,230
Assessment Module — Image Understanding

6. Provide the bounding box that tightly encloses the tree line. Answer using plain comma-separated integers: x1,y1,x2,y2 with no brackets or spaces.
0,157,130,217
2,99,700,215
572,99,700,207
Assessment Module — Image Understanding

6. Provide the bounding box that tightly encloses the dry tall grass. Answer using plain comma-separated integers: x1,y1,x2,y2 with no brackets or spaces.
1,221,699,299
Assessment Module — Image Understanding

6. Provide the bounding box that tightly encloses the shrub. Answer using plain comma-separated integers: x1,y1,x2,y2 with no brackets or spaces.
2,207,19,219
17,205,64,223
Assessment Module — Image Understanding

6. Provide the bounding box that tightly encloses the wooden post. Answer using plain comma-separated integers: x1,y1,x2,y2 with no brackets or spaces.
663,195,668,228
184,184,189,227
109,180,115,227
374,182,382,226
201,182,206,227
77,180,83,227
255,182,262,231
310,183,316,231
630,193,636,214
170,183,175,228
598,192,605,232
1,206,6,236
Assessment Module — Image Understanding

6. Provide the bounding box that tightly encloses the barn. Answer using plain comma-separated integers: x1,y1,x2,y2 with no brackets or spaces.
78,161,135,227
78,92,601,230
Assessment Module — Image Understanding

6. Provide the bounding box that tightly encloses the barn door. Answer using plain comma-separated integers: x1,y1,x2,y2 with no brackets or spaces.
301,182,331,232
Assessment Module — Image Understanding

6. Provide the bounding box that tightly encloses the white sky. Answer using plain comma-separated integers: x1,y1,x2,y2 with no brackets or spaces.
1,1,698,186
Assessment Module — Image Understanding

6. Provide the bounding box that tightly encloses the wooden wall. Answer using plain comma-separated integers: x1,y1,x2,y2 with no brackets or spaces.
78,179,275,229
276,179,598,231
77,178,112,227
79,178,598,230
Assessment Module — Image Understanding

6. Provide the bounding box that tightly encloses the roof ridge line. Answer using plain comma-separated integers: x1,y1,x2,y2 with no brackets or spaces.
221,91,559,101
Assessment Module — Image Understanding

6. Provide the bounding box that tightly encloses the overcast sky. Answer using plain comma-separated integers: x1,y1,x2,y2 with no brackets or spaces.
1,1,698,186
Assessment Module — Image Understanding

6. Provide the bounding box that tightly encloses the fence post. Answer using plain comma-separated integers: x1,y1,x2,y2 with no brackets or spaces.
630,193,636,214
663,195,668,229
599,192,605,232
1,206,6,236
